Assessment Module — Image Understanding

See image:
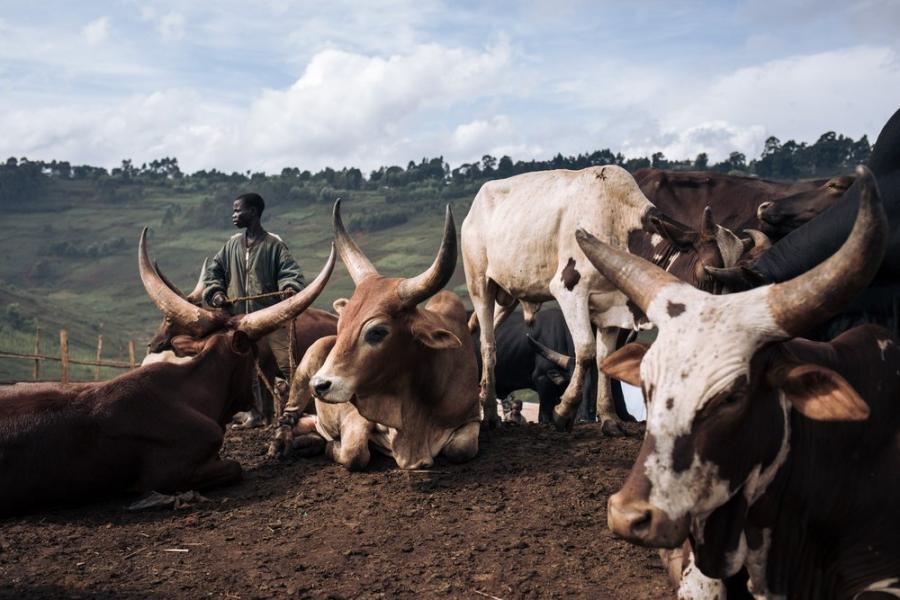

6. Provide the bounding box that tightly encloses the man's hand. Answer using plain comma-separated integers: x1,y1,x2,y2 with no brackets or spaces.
210,292,228,308
281,288,296,299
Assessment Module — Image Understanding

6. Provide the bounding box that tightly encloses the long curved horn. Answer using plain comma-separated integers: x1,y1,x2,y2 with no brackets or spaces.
237,244,337,340
743,229,772,251
185,258,208,304
139,228,220,336
766,165,888,337
396,205,457,307
575,228,688,316
527,335,573,370
333,198,378,285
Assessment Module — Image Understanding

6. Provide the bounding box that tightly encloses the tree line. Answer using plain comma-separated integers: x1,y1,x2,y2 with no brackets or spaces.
0,129,872,209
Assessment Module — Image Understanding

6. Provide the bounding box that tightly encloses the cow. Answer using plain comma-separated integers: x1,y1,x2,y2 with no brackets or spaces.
462,165,746,434
577,166,900,599
756,175,855,239
470,308,602,425
0,230,336,515
145,258,339,420
634,167,847,237
271,200,480,471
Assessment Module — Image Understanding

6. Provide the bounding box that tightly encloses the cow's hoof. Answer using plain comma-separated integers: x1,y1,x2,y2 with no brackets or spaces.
600,417,627,437
292,433,326,457
552,410,575,432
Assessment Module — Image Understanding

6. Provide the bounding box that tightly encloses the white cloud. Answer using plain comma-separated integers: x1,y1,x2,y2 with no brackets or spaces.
158,12,186,41
81,17,110,46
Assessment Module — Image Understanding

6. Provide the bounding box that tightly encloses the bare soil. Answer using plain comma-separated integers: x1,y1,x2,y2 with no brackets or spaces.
0,422,673,599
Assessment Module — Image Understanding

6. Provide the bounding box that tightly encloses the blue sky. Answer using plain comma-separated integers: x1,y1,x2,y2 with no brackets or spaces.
1,0,898,173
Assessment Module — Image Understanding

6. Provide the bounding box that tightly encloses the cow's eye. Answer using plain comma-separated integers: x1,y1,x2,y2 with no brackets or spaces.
364,326,389,345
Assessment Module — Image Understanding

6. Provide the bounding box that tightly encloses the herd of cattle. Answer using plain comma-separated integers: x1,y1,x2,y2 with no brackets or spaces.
2,109,899,599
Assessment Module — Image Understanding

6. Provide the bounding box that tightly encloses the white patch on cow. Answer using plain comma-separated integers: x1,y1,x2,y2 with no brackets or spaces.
678,550,726,600
141,350,194,366
721,532,748,580
853,578,900,599
639,283,786,520
650,233,664,247
877,337,893,361
745,528,780,600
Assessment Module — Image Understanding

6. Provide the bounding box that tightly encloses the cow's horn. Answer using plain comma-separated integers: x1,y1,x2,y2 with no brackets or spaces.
154,260,184,297
397,205,457,307
527,335,573,370
700,206,716,240
139,228,219,336
743,229,772,251
333,198,378,285
575,228,687,316
185,258,208,304
237,244,337,340
765,165,888,337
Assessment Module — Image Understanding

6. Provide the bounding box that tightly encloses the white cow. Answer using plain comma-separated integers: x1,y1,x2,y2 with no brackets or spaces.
462,165,742,432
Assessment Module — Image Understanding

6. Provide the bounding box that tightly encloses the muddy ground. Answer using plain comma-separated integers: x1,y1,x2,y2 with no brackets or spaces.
0,422,673,599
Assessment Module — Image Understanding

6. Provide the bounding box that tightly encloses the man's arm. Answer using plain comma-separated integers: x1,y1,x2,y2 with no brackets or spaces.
203,245,230,306
275,243,305,293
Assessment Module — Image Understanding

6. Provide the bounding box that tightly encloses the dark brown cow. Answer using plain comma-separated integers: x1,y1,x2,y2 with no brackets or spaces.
634,168,851,238
0,231,335,514
577,167,900,599
756,175,855,239
273,200,480,470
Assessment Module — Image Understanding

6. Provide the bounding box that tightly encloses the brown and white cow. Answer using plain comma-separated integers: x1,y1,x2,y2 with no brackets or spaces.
462,165,745,433
272,200,481,470
0,230,335,514
577,166,900,599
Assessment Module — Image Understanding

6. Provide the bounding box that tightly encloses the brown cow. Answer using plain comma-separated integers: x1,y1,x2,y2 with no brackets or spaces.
756,175,855,239
578,167,900,599
272,200,480,470
0,230,335,514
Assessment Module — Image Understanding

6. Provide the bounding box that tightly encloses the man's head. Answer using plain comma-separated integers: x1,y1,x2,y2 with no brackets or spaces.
233,193,265,229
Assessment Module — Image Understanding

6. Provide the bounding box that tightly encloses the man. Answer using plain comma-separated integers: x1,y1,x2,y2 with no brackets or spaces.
203,192,305,427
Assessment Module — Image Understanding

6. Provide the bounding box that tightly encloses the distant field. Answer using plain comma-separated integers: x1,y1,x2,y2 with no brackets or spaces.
0,184,476,381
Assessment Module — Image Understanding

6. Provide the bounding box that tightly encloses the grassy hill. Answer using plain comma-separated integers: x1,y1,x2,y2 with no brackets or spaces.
0,181,478,382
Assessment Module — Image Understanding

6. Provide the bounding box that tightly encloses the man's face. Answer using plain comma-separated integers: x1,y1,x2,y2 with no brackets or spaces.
232,199,256,229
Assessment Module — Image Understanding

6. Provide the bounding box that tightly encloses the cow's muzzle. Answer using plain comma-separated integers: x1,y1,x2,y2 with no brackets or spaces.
309,374,353,404
607,492,689,549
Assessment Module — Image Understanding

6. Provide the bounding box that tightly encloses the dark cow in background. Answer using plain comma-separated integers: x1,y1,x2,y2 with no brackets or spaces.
273,201,480,471
0,231,336,515
756,174,854,239
581,167,900,599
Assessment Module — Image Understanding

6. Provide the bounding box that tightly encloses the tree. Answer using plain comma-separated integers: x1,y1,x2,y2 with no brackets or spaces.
693,153,709,170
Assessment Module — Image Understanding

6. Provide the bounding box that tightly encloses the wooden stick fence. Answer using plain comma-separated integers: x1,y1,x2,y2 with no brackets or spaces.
0,327,137,383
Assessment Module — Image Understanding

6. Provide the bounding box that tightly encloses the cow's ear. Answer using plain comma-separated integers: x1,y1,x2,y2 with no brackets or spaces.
770,362,869,421
410,320,462,350
601,342,648,387
230,330,253,355
332,298,349,315
827,175,854,191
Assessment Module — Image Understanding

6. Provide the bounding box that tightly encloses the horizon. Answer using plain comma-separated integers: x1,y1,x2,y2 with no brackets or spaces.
2,1,898,174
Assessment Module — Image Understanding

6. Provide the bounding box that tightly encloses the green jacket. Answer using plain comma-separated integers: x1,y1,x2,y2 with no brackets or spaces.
202,231,305,315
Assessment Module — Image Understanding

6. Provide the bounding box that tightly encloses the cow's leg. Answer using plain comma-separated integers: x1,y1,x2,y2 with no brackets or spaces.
326,410,374,471
548,280,594,432
595,327,626,436
440,421,480,463
469,277,501,428
186,458,243,490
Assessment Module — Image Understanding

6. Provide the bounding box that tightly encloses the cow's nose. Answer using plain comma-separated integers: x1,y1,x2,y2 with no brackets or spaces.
608,494,653,539
607,492,689,548
311,376,331,396
757,201,774,219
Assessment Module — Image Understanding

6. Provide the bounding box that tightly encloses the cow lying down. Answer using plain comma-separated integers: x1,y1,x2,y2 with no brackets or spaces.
271,201,480,470
0,230,335,515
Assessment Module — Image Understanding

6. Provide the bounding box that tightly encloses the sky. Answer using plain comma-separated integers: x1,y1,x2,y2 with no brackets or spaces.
1,0,898,174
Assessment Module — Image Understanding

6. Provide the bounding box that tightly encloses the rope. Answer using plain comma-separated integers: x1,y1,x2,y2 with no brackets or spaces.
225,290,290,304
254,360,280,418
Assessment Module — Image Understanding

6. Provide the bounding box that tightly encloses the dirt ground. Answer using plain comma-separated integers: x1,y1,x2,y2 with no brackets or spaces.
0,422,673,599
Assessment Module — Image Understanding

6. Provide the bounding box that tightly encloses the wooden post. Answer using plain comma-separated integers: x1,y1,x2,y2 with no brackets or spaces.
95,334,103,381
128,340,136,368
33,327,41,381
59,329,69,384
